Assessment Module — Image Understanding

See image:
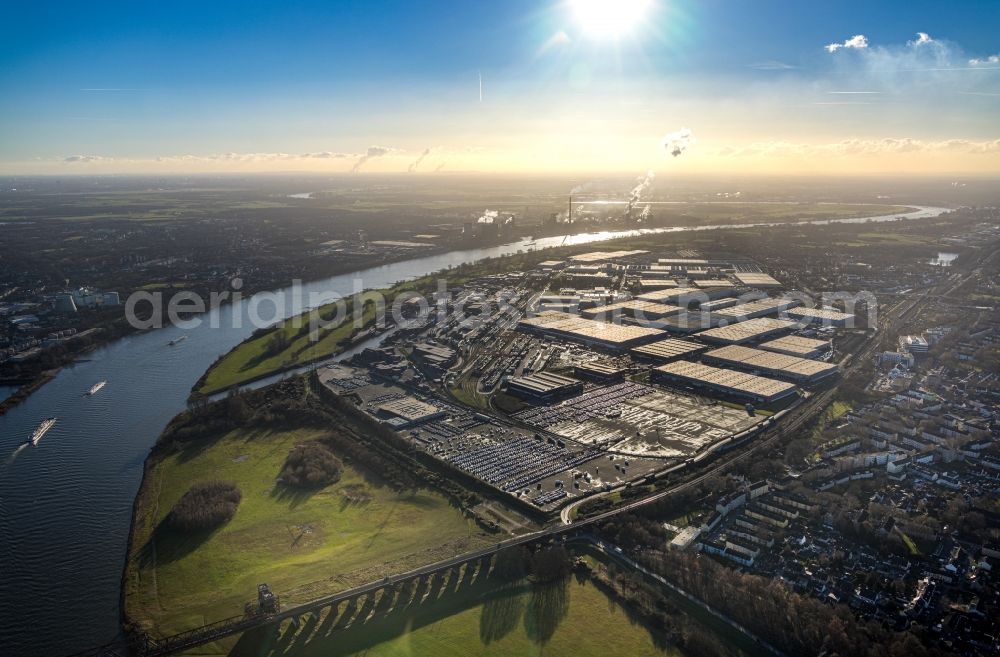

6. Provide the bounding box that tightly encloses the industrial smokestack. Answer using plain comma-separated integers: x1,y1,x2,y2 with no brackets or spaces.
568,196,573,224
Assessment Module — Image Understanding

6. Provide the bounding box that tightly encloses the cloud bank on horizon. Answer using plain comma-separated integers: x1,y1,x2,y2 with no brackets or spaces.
4,5,998,176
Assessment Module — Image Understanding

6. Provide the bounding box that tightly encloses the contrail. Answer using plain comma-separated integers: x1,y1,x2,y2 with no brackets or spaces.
408,148,432,173
478,71,483,103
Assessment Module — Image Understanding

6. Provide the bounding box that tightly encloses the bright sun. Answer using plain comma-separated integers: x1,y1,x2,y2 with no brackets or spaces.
569,0,654,39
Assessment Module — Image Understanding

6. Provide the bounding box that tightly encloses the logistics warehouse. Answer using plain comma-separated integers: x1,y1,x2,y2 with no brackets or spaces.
652,360,798,403
701,344,838,384
518,310,664,350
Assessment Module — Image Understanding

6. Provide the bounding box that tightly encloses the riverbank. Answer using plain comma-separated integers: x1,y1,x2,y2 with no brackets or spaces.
0,370,57,417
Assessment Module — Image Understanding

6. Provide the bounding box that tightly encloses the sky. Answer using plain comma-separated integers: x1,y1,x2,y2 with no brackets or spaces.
1,0,998,176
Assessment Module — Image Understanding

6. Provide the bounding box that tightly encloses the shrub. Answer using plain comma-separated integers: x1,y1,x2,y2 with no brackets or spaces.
168,480,241,533
280,440,343,489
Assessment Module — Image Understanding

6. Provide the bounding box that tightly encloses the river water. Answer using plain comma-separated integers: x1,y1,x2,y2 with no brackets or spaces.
0,205,946,655
0,384,17,403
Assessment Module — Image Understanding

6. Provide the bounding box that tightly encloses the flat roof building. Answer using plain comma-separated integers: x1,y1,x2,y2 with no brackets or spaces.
637,286,735,306
412,342,457,374
655,258,736,273
537,294,581,313
575,361,627,382
560,272,613,287
900,334,929,354
518,311,665,350
652,360,798,403
702,344,838,383
376,397,447,428
694,317,798,344
630,337,709,363
759,335,831,359
786,307,855,328
637,278,680,290
694,278,733,288
636,286,703,304
650,311,718,334
694,286,740,301
507,371,584,402
640,266,682,279
711,297,802,321
734,272,782,288
657,258,711,266
569,250,648,263
537,260,565,270
581,299,682,322
699,297,740,312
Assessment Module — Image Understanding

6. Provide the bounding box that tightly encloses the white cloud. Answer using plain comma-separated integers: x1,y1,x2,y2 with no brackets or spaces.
301,151,352,159
64,155,111,162
826,34,869,53
820,31,1000,94
62,151,365,166
715,138,1000,158
969,55,1000,65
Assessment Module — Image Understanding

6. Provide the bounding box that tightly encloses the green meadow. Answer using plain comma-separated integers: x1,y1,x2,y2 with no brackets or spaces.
125,427,489,640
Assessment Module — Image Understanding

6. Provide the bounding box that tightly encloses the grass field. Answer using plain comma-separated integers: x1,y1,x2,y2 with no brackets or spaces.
896,529,922,556
195,577,684,657
197,296,379,394
832,229,935,247
314,579,678,657
125,426,489,639
810,400,853,440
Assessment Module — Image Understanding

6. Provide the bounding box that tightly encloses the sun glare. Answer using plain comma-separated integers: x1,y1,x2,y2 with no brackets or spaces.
569,0,654,39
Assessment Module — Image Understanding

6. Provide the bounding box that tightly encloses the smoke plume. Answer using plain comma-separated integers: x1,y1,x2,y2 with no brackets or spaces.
407,148,432,172
630,170,655,204
351,145,394,173
663,128,696,157
477,209,500,224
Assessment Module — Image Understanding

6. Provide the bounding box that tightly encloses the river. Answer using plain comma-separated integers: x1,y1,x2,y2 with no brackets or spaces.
0,384,17,403
0,204,946,656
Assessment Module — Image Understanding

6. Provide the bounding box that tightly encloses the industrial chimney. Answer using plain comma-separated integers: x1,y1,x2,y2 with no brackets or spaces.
568,196,573,224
